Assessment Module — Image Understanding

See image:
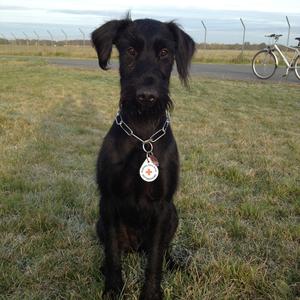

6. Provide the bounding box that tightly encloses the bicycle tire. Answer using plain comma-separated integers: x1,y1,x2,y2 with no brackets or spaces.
252,49,277,79
294,55,300,80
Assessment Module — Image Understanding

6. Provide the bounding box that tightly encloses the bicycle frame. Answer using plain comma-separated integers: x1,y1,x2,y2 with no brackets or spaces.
252,34,300,80
269,44,300,75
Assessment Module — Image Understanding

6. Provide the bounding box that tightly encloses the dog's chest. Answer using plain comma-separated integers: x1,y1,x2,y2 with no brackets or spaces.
98,124,177,201
116,153,165,201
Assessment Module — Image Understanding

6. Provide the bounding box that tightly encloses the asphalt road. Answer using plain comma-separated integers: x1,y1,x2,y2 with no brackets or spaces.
47,57,300,84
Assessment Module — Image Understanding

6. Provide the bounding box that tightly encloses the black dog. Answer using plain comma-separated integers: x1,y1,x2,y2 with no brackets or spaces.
91,16,195,300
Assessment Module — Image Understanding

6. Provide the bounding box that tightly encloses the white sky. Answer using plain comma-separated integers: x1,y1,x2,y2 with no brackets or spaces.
2,0,300,14
1,0,299,43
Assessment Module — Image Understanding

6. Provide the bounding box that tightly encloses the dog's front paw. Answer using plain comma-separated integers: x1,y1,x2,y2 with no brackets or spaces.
103,286,123,300
103,278,124,299
102,288,119,300
139,286,163,300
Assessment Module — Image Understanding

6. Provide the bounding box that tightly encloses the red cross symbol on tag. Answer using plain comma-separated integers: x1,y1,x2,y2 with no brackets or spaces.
140,158,159,182
145,168,152,176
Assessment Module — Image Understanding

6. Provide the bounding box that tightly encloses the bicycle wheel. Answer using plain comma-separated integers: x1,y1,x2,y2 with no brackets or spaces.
252,50,277,79
294,55,300,80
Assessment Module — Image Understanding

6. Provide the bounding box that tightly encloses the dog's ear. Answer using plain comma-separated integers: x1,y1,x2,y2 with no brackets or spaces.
167,22,195,86
91,19,130,70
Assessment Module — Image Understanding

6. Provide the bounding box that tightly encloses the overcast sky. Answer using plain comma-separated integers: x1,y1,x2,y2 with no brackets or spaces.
2,0,300,14
1,0,299,43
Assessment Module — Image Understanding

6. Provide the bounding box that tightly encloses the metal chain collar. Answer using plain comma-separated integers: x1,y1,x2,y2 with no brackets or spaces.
115,111,170,154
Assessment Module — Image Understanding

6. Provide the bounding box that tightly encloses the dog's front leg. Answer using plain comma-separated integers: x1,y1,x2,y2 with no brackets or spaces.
140,204,178,300
100,206,123,298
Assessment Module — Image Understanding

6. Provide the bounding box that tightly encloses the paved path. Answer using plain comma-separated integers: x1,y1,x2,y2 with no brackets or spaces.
47,57,299,84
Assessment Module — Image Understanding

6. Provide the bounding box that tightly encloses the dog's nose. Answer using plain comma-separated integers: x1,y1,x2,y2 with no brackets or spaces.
136,88,158,103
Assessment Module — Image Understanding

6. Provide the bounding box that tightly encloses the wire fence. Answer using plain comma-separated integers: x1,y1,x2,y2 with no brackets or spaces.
0,28,89,47
0,16,299,56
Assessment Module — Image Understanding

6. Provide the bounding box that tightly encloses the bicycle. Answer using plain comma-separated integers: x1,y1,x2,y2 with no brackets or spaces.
252,34,300,80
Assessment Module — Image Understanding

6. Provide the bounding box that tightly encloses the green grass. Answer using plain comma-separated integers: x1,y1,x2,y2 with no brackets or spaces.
0,45,257,64
0,56,300,299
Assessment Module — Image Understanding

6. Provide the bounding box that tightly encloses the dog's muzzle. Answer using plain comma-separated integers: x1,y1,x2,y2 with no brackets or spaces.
136,87,158,104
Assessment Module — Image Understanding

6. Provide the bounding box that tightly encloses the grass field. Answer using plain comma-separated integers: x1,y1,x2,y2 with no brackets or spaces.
0,57,300,299
0,44,257,64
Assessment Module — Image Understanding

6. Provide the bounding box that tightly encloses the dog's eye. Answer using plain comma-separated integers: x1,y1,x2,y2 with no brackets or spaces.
159,48,169,58
127,47,137,57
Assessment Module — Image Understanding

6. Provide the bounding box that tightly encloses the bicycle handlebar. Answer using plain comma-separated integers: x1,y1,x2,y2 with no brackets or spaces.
265,34,283,40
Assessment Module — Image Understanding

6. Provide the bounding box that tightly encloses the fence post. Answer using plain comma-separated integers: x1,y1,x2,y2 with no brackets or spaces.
286,16,290,46
47,30,54,46
34,31,40,47
23,32,29,47
11,32,17,45
61,29,68,46
0,32,7,44
0,33,8,52
240,18,246,58
79,28,85,47
201,20,207,49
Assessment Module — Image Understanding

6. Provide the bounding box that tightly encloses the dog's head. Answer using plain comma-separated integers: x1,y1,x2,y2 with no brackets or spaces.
91,17,195,114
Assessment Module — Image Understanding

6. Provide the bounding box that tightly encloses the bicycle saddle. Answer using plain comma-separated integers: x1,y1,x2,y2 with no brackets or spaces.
295,37,300,41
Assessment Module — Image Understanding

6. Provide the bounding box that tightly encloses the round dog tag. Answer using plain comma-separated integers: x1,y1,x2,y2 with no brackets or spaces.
140,158,159,182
